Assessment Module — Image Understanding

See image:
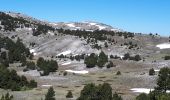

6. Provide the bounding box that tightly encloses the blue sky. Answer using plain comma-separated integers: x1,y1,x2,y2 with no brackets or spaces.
0,0,170,36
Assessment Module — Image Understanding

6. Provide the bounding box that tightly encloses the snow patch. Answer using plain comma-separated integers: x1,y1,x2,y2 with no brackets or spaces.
66,23,75,27
25,28,32,31
29,49,37,56
30,49,35,53
156,43,170,49
41,85,52,87
120,55,124,59
61,62,71,65
131,88,170,94
57,50,72,56
96,25,106,30
130,88,154,94
48,31,55,35
89,23,97,26
65,70,89,74
50,23,58,26
154,69,160,72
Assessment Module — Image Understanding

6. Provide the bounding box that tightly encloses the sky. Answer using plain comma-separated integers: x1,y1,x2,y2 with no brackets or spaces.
0,0,170,36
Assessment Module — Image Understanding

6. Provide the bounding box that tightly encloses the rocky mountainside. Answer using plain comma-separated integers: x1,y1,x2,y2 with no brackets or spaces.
0,11,169,59
1,11,170,100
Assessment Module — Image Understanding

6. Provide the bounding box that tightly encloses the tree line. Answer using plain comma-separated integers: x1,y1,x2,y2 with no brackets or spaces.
84,51,109,68
0,65,37,91
0,37,32,67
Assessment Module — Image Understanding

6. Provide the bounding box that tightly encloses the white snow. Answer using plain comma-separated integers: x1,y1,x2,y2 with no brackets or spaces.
89,23,97,26
154,69,160,72
61,62,71,65
156,43,170,49
29,49,37,56
131,88,170,94
57,50,72,56
50,23,58,26
30,49,35,53
120,55,124,59
48,31,55,36
96,25,106,30
65,70,89,74
25,28,32,31
66,23,75,27
130,88,154,94
41,85,52,87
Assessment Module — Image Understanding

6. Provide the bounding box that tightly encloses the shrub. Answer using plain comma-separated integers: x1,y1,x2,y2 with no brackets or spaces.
136,93,149,100
63,71,67,76
164,56,170,60
149,68,155,76
116,71,121,75
66,91,73,98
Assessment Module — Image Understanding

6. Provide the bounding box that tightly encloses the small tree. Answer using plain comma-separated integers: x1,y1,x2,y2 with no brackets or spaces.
149,68,155,76
66,91,73,98
29,80,37,88
112,92,122,100
0,93,13,100
107,61,115,68
134,55,141,61
156,67,170,93
97,51,108,67
136,93,149,100
116,71,121,75
104,42,108,48
45,87,55,100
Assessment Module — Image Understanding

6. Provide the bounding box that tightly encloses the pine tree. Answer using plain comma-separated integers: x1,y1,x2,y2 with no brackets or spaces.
45,87,55,100
156,67,170,92
66,91,73,98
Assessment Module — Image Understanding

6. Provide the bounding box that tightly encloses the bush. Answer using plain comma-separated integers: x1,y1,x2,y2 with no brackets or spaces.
149,68,155,76
77,83,114,100
66,91,73,98
45,87,55,100
84,53,97,68
26,61,36,70
113,92,122,100
136,93,149,100
164,56,170,60
107,61,115,68
0,65,37,91
63,71,67,76
116,71,121,75
37,57,58,75
0,93,13,100
29,80,37,88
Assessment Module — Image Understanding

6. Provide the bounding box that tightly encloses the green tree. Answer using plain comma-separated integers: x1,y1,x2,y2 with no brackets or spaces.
149,68,155,76
26,61,36,70
136,93,149,100
29,80,37,88
0,93,13,100
99,83,113,100
116,71,121,75
156,67,170,93
134,55,141,61
97,51,108,67
104,42,108,48
66,91,73,98
112,92,122,100
77,83,115,100
45,87,55,100
84,53,98,68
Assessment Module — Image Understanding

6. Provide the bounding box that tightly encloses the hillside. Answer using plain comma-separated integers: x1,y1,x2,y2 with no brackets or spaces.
0,11,170,100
